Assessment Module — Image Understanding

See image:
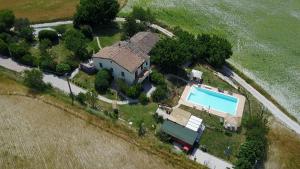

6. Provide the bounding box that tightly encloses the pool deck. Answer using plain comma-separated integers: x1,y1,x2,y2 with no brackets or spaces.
179,84,246,128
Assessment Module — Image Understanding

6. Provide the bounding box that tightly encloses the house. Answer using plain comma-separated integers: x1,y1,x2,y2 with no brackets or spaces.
93,32,160,85
161,120,201,152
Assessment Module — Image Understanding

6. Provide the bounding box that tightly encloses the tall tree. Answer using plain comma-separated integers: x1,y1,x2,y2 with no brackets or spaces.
150,38,187,70
73,0,119,27
0,10,15,32
14,18,34,42
23,69,46,91
64,29,90,60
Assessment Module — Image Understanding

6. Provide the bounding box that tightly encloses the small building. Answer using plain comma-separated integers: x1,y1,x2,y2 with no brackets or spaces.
189,69,203,83
80,60,97,74
161,120,200,152
92,32,159,85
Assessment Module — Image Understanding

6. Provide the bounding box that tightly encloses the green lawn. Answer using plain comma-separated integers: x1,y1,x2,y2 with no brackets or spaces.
119,103,158,129
49,43,74,63
121,0,300,120
200,128,244,162
93,23,123,48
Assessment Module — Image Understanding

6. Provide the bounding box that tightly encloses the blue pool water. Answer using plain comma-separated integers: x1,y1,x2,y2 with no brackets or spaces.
187,86,238,116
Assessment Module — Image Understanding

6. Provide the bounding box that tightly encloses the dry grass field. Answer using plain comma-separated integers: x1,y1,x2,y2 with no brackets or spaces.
0,95,177,169
0,0,127,22
0,72,178,169
264,117,300,169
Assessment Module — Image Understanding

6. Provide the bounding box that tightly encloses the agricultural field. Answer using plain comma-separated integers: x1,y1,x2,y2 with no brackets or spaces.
0,95,175,169
0,0,127,22
121,0,300,121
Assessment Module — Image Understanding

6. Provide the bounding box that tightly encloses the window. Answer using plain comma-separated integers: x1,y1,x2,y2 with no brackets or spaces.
99,63,103,68
121,72,125,77
110,68,114,73
145,62,148,66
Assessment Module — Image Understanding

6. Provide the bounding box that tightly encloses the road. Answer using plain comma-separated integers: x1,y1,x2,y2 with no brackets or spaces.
31,18,174,38
222,66,300,135
190,149,233,169
0,55,137,105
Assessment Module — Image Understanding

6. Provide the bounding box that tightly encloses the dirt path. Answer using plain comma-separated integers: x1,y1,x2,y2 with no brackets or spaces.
0,95,176,169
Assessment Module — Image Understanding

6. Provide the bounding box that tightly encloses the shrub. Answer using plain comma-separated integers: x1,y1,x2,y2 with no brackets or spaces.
38,30,59,43
151,86,167,102
54,25,67,35
139,93,149,105
76,92,86,105
80,25,93,39
23,69,46,91
138,120,146,137
20,54,38,66
95,69,112,93
150,70,165,86
153,113,164,124
14,18,33,42
9,42,29,59
56,63,71,75
116,79,129,94
40,54,57,72
127,84,142,99
156,130,171,143
0,39,9,55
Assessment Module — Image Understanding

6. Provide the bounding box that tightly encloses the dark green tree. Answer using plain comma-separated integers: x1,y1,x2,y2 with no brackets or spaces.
94,69,112,93
123,16,146,38
0,10,15,32
151,86,168,102
38,30,59,44
138,93,149,105
73,0,119,27
151,38,187,71
9,42,30,60
131,6,155,22
64,29,90,60
0,38,9,55
14,18,34,42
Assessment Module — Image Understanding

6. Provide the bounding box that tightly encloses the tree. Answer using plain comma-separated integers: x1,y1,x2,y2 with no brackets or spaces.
56,63,71,74
123,16,146,38
0,9,15,32
64,29,89,60
127,84,142,99
73,0,119,27
80,25,93,39
151,38,187,71
76,92,86,105
20,54,38,66
9,42,30,59
85,89,98,108
139,93,149,105
150,70,165,86
94,69,112,93
38,30,59,44
151,86,167,102
14,18,34,42
54,25,67,35
0,39,9,55
131,6,155,22
23,69,46,91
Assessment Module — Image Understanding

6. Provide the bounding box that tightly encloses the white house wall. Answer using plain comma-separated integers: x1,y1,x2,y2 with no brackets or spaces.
93,58,136,84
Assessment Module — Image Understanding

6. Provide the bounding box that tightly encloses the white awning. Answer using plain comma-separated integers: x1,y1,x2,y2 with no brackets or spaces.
185,115,203,131
190,69,203,79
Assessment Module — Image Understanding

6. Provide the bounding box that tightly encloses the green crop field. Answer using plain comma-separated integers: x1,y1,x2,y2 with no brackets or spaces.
121,0,300,120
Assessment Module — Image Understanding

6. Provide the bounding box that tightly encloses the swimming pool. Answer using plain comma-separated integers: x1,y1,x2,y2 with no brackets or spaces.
186,86,238,116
